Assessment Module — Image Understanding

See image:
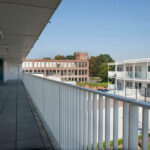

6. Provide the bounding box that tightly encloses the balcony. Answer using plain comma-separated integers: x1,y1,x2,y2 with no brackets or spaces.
125,72,133,79
108,71,116,78
20,73,150,149
116,72,124,78
0,80,52,149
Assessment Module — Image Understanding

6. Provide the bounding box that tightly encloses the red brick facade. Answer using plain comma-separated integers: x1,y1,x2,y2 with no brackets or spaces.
22,52,89,82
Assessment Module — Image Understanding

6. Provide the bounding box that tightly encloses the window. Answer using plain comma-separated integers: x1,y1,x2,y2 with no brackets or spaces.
57,62,60,68
148,66,150,72
85,78,87,82
85,70,87,75
117,66,123,71
68,70,71,75
135,66,142,72
53,62,56,68
79,62,81,68
57,70,60,76
38,62,40,68
64,62,67,68
41,62,44,68
61,62,64,68
82,62,84,67
72,70,74,75
61,70,63,76
50,70,52,76
75,70,77,75
50,62,52,68
126,66,132,72
79,70,81,75
26,62,29,68
64,70,67,76
46,62,49,68
82,70,84,75
68,63,71,68
34,62,37,67
85,62,87,67
75,62,77,68
72,63,75,67
53,70,56,75
126,82,132,88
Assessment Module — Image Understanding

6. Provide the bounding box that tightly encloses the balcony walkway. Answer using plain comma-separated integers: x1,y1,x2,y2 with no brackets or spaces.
0,80,53,150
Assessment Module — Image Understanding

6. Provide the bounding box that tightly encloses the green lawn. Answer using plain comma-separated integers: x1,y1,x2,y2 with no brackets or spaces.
78,82,108,88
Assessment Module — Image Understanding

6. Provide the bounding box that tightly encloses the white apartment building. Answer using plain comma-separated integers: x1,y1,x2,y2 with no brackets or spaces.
108,58,150,99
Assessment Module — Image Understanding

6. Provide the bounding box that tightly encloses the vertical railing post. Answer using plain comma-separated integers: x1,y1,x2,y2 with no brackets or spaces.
123,102,129,149
113,100,118,149
88,92,92,150
83,91,87,150
142,108,149,150
129,104,138,149
105,97,110,149
79,90,83,150
76,88,80,149
98,95,103,150
93,93,97,150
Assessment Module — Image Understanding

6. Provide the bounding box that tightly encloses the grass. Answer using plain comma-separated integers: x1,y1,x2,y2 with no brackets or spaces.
88,135,150,150
78,82,108,88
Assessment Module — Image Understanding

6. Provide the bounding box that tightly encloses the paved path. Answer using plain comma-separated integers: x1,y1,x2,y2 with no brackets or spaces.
0,80,53,150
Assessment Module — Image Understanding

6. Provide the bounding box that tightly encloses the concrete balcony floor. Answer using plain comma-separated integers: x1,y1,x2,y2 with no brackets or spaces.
0,80,53,150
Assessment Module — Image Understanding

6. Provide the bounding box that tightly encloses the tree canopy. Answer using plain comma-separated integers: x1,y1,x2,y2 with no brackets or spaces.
43,57,51,60
89,54,114,82
54,53,76,60
54,55,65,60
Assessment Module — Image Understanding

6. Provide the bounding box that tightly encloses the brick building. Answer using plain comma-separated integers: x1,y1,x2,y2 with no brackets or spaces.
22,52,89,82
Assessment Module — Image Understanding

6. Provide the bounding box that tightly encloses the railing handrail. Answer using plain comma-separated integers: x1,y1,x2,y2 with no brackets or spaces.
23,73,150,109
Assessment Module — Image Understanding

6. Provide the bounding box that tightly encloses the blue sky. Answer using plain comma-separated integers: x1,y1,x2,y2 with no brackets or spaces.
27,0,150,61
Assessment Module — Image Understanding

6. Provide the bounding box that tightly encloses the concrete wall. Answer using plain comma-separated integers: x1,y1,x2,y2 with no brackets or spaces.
3,60,22,81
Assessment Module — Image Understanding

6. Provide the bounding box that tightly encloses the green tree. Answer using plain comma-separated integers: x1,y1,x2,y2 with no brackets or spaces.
65,53,76,60
43,57,51,60
54,55,65,60
89,56,96,77
89,54,114,82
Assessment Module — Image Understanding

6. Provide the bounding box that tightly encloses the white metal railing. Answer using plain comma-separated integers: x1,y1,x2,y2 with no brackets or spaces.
116,72,124,78
108,84,115,90
108,71,116,77
22,73,150,150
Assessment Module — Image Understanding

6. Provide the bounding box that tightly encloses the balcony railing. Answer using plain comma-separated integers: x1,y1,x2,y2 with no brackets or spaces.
116,72,124,78
22,73,150,150
108,71,116,77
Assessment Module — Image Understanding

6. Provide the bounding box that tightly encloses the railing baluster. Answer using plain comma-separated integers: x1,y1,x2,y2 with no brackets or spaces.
70,87,73,149
142,108,149,150
113,99,118,150
77,88,80,149
88,92,92,150
93,93,97,150
98,95,103,150
123,102,129,149
105,97,110,149
129,104,138,149
79,90,83,150
83,91,87,150
59,84,63,148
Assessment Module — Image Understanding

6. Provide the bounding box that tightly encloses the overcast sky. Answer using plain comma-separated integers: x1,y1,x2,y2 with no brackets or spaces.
27,0,150,61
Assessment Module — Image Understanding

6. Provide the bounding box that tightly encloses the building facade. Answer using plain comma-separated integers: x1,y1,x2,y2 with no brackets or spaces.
22,52,89,82
108,58,150,97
